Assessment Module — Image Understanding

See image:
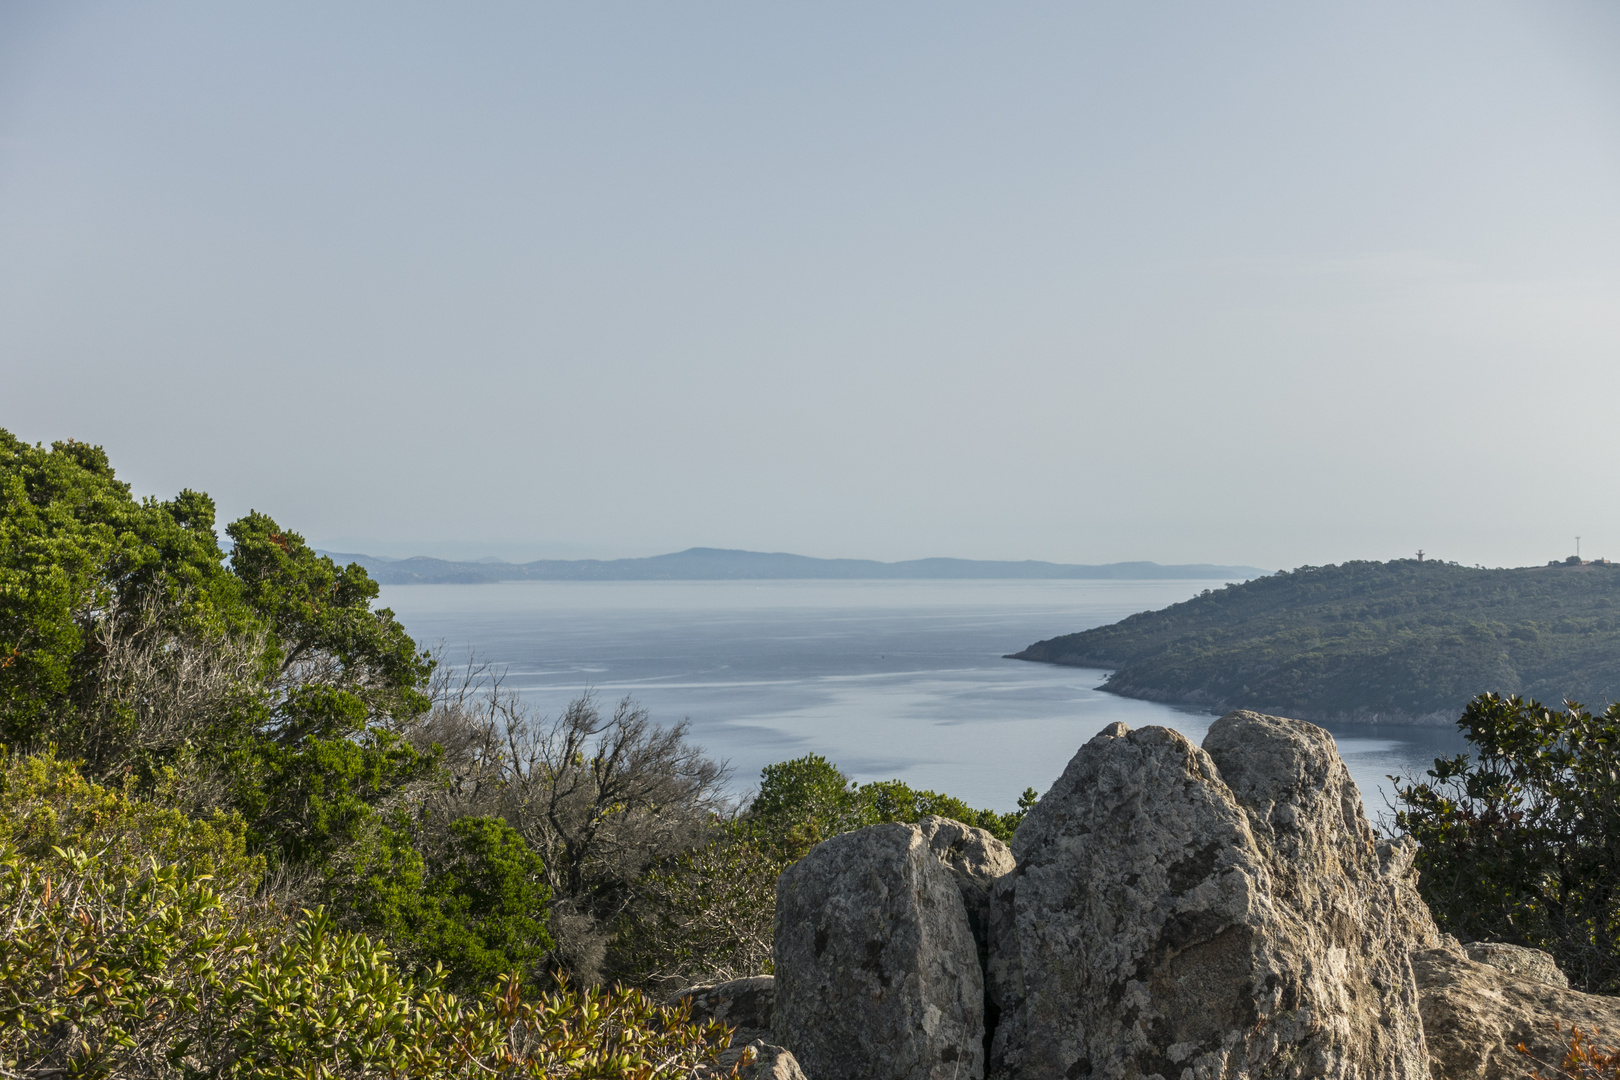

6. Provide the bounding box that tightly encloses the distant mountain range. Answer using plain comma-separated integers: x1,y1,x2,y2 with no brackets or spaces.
320,546,1268,585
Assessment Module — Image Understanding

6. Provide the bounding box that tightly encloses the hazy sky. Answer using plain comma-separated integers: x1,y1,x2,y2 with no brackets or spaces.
4,3,1619,568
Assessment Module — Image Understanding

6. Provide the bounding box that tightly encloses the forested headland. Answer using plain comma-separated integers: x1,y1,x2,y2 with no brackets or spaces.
1010,557,1620,724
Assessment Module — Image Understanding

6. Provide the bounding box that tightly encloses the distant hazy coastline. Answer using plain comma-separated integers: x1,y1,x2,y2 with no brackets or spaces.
325,546,1268,585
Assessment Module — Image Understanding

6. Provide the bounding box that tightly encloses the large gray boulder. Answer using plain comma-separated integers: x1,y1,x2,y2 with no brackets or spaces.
774,822,985,1080
989,714,1434,1080
915,814,1016,973
1414,941,1620,1080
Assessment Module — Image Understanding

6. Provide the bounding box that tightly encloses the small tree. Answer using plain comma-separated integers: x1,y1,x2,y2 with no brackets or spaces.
1394,692,1620,992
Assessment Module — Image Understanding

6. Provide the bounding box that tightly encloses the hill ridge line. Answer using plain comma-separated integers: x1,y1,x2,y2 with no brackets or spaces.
318,546,1269,584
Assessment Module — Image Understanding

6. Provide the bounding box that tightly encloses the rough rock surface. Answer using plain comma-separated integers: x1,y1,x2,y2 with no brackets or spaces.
735,1040,811,1080
989,713,1435,1080
774,822,984,1080
914,814,1016,974
1415,942,1620,1080
671,976,778,1071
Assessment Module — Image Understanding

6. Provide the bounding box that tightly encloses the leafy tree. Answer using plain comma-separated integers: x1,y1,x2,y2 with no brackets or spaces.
745,753,1032,860
745,753,865,860
0,433,243,756
1395,692,1620,991
0,430,438,874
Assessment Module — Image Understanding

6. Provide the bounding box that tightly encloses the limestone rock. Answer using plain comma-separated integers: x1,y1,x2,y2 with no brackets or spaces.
736,1040,812,1080
989,714,1433,1080
1464,942,1570,989
1202,710,1434,1077
774,822,984,1080
671,976,777,1067
915,814,1016,973
1415,943,1620,1080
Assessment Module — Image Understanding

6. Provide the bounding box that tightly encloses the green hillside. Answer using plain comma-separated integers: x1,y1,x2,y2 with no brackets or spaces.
1009,558,1620,724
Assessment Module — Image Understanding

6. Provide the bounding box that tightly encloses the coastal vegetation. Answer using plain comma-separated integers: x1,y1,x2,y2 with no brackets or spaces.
1395,692,1620,993
11,428,1620,1073
0,429,1030,1075
1011,558,1620,724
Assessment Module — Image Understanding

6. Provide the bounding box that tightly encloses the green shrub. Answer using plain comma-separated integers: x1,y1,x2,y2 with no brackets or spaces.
0,834,735,1078
1395,692,1620,991
352,814,555,991
0,840,271,1078
745,753,1034,861
0,745,262,892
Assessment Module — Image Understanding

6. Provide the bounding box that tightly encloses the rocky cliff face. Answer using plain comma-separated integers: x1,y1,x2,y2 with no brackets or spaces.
987,715,1433,1080
759,711,1620,1080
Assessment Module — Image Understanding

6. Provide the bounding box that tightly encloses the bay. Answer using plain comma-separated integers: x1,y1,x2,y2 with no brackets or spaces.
378,579,1468,820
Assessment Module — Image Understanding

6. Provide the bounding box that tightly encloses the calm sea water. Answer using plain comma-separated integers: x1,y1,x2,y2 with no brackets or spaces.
378,579,1468,821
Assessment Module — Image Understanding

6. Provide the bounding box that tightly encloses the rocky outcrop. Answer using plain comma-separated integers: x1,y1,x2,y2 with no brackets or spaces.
988,714,1434,1080
774,822,984,1080
1415,942,1620,1080
765,709,1620,1080
672,976,781,1073
914,814,1015,975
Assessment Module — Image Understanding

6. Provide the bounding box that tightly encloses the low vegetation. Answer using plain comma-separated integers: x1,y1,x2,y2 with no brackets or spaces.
1013,558,1620,723
0,429,1031,1072
1395,693,1620,994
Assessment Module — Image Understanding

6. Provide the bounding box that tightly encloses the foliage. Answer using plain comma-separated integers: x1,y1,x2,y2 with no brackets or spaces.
0,836,737,1078
1394,693,1620,992
614,830,784,994
744,753,1031,861
0,840,273,1078
0,745,262,891
745,754,867,860
0,430,437,874
350,813,555,991
1520,1023,1620,1080
1016,558,1620,722
212,913,737,1080
410,680,733,985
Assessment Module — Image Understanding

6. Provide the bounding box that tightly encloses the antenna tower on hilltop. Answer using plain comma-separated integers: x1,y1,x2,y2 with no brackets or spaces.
1577,536,1582,559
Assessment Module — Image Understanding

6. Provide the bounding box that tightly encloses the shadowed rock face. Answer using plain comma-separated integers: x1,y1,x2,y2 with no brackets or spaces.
915,815,1017,1066
988,713,1435,1080
773,822,985,1080
915,814,1016,975
671,976,778,1073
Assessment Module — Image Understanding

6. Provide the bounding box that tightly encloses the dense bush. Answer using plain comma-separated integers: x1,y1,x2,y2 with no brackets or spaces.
1395,692,1620,992
0,429,1038,1007
743,752,1033,860
0,750,740,1079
